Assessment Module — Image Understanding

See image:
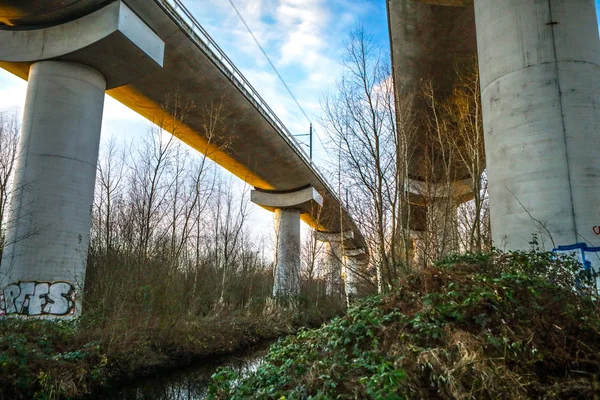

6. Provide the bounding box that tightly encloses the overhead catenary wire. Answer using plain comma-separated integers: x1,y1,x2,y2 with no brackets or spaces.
311,125,328,155
226,0,312,126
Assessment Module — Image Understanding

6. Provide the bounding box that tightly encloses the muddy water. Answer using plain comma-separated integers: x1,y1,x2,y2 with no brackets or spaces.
96,341,272,400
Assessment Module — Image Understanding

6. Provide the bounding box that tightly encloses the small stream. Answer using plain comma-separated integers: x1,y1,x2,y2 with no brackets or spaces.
94,341,272,400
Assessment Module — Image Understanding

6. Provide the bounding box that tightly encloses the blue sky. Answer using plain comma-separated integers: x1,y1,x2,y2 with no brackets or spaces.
182,0,389,158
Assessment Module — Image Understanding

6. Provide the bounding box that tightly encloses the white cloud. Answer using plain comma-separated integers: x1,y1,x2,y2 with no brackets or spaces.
0,73,26,115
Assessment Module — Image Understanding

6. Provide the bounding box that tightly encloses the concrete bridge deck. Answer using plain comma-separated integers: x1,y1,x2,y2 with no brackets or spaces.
0,0,367,252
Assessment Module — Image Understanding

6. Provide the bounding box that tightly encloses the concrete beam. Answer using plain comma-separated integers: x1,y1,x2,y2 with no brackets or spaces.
345,248,366,257
0,0,109,27
0,1,164,88
387,0,477,182
407,178,474,206
0,0,369,256
251,186,323,215
314,230,354,244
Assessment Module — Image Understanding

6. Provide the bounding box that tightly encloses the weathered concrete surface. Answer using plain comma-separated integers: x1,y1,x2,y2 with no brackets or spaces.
315,231,361,299
0,1,164,89
0,61,106,317
474,0,600,250
0,0,109,27
389,0,600,250
387,0,478,261
322,241,344,297
0,0,367,252
343,248,365,300
251,186,323,215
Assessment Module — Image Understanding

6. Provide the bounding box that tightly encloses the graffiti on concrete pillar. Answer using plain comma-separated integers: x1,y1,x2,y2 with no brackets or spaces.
593,226,600,235
0,281,76,316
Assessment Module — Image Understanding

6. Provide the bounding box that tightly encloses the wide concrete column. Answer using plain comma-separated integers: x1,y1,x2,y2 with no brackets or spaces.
323,241,344,297
251,186,323,297
1,61,105,317
408,179,472,264
273,209,302,296
315,231,355,299
408,202,457,267
0,1,164,318
344,248,366,305
474,0,600,250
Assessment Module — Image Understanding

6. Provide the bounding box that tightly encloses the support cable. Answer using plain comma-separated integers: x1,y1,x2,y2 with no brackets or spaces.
226,0,312,126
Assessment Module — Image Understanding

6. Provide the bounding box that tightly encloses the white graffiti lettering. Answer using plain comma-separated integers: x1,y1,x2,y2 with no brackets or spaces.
29,283,49,315
0,281,76,316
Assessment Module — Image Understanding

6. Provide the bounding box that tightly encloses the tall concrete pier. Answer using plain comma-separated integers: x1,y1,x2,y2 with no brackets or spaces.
388,0,600,251
315,231,354,297
251,186,323,297
0,1,164,317
475,0,600,250
1,61,105,316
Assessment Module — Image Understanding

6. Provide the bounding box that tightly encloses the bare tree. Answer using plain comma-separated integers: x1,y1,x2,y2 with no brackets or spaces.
322,26,409,293
93,137,126,254
212,178,251,307
85,96,280,330
0,110,18,252
419,65,490,257
442,67,489,252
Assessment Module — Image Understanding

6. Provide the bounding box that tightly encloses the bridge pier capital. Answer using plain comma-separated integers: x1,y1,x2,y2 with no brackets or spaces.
251,186,323,297
0,1,164,88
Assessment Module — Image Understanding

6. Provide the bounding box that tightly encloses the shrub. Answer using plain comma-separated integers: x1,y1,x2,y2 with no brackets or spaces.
209,249,600,399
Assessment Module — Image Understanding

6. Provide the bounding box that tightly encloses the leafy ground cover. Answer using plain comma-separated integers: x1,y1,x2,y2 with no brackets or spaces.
209,250,600,399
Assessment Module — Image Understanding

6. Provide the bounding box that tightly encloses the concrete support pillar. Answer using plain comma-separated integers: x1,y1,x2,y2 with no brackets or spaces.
407,179,471,265
344,248,366,306
251,186,323,297
0,61,105,317
430,199,459,257
0,1,164,318
315,231,355,300
474,0,600,250
410,201,458,266
323,241,344,297
273,209,301,296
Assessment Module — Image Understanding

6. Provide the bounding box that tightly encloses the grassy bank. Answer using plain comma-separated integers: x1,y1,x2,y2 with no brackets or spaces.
0,296,343,400
209,250,600,399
